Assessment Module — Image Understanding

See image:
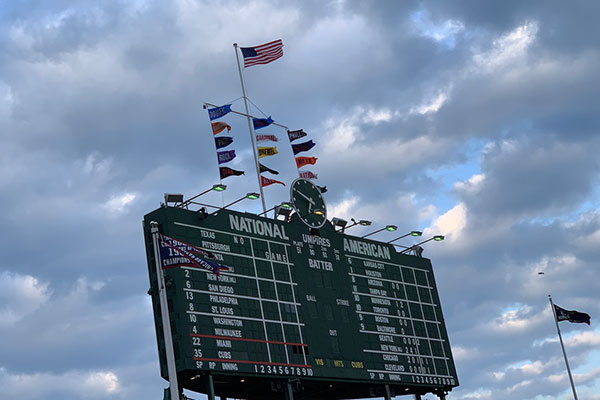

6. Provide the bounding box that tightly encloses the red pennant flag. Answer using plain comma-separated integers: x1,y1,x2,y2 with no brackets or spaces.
299,171,318,180
295,156,318,168
211,122,231,135
256,134,279,143
261,175,285,187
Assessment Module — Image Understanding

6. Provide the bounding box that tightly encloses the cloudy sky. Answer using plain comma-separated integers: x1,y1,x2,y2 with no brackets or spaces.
1,0,599,399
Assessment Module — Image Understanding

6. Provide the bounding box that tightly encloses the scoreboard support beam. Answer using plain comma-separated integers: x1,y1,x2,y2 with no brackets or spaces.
384,384,392,400
150,222,181,400
286,379,294,400
207,374,215,400
414,395,422,400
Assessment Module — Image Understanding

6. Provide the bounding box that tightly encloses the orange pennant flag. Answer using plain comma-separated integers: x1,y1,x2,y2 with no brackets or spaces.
211,122,231,135
295,156,318,169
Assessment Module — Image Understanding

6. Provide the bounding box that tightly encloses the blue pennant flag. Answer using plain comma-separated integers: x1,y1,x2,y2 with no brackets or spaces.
292,140,316,155
208,104,232,121
217,150,236,164
159,234,229,275
253,116,273,130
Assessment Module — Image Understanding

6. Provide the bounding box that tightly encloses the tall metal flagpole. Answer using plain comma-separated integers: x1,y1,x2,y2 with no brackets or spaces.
233,43,267,213
150,222,181,400
548,295,579,400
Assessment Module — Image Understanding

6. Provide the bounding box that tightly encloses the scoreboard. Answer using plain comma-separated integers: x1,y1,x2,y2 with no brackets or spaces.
143,206,458,399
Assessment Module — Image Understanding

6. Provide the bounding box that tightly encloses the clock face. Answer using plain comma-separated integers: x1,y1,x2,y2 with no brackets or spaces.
290,178,327,229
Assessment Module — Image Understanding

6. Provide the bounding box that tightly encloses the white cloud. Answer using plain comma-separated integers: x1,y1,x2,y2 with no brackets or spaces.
103,192,137,214
0,272,51,325
426,202,467,241
473,21,539,72
0,368,120,398
410,91,450,115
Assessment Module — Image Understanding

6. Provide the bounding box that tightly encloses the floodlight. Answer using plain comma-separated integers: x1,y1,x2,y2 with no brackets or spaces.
332,217,348,231
342,218,372,232
362,224,398,239
258,201,293,217
178,184,227,208
211,192,260,215
275,204,293,221
387,230,423,244
400,234,445,254
164,193,184,205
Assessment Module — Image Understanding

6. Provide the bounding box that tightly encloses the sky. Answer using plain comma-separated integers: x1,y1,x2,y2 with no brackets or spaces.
1,0,599,399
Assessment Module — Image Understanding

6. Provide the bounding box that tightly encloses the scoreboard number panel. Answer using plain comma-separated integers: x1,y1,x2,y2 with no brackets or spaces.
143,206,458,399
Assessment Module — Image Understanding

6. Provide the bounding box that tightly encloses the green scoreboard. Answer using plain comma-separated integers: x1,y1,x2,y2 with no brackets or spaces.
143,206,458,399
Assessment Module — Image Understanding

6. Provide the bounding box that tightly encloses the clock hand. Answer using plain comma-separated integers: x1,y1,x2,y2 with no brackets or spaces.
297,191,315,204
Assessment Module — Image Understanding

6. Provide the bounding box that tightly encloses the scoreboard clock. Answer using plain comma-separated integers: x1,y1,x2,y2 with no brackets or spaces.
143,206,458,400
290,178,327,229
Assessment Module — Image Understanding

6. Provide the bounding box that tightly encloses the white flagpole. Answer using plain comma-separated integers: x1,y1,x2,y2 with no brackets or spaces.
548,295,579,400
233,43,267,213
150,222,181,400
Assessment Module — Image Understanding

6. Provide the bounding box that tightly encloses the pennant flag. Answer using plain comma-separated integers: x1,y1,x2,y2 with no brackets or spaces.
159,234,228,275
261,175,285,187
554,304,591,325
295,156,318,169
208,104,232,121
292,140,316,155
220,167,245,179
215,136,234,149
253,116,274,130
287,129,307,142
217,150,236,164
317,185,327,193
258,146,278,158
299,171,318,180
211,122,231,135
240,39,283,68
259,163,279,175
256,134,278,143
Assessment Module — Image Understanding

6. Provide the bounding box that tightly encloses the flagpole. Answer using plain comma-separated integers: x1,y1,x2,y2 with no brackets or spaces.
150,222,181,400
549,295,579,400
233,43,267,213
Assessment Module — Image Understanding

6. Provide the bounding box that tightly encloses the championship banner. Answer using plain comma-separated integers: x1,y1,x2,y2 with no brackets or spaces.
295,156,318,168
287,129,307,142
219,167,245,179
215,136,234,149
259,163,279,175
554,304,591,325
208,104,232,121
261,175,285,187
159,234,228,275
258,146,278,158
292,140,316,155
217,150,236,164
253,116,274,130
211,122,231,135
256,134,278,143
299,171,318,180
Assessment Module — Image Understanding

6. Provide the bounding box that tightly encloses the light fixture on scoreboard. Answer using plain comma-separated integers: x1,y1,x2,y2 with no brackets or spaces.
387,230,423,243
332,217,348,231
361,224,398,239
178,184,227,209
164,193,184,206
400,235,445,254
211,192,260,215
257,201,293,217
340,218,372,233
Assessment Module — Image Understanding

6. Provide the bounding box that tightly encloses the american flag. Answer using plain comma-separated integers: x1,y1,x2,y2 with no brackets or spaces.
240,39,283,68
